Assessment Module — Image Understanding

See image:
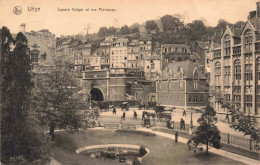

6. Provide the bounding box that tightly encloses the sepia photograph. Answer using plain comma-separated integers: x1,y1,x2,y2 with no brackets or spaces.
0,0,260,164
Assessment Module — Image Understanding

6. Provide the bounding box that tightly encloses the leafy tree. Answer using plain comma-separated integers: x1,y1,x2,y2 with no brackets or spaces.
145,20,158,32
33,61,87,140
1,27,52,164
211,90,259,149
130,23,140,33
188,105,221,155
160,15,183,32
108,26,117,35
98,27,109,37
234,21,246,28
119,25,130,35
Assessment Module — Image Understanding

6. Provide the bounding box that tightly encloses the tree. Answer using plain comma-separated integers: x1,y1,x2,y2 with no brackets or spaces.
98,27,109,37
108,26,117,35
160,15,183,32
188,105,221,155
184,20,208,41
211,90,259,149
145,20,158,32
1,27,52,164
130,23,140,33
33,61,87,140
119,25,130,35
234,21,246,28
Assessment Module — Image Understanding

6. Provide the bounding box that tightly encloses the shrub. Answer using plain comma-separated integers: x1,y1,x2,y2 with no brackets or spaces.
139,146,147,157
132,157,141,165
115,130,156,136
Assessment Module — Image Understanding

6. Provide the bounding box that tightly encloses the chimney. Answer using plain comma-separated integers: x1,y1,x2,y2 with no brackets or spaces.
20,23,25,33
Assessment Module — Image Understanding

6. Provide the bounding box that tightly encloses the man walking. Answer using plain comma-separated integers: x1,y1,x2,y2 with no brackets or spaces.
182,110,186,116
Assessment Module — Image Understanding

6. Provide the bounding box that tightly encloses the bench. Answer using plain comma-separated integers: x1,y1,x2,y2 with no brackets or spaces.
103,123,120,129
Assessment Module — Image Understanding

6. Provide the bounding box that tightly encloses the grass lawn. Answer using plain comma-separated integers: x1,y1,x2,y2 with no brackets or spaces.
53,129,246,165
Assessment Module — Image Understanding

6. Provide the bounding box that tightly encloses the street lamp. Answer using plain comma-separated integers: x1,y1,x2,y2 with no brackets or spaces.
189,111,193,134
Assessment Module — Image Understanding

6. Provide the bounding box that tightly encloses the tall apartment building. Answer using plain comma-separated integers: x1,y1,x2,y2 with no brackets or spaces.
127,39,139,73
72,44,93,75
110,38,129,70
210,2,260,122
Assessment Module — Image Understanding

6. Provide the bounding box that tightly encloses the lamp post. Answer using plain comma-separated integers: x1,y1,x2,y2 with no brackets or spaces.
189,111,193,134
190,111,193,127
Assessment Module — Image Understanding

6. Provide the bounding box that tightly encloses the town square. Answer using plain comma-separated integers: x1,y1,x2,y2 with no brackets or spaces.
0,0,259,164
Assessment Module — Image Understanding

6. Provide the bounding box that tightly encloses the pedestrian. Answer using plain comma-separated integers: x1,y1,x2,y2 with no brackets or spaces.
114,108,117,115
175,131,178,143
112,108,115,115
183,110,186,116
134,110,137,119
180,118,183,130
225,113,229,123
142,112,145,120
123,112,126,120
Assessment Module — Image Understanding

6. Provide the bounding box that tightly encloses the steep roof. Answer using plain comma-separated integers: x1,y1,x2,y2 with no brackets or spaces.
162,61,204,79
163,43,190,49
190,53,201,60
128,39,139,46
56,38,68,47
196,41,210,49
140,35,152,41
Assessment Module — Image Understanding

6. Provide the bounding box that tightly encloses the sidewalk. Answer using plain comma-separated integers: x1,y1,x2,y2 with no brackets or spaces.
136,127,259,165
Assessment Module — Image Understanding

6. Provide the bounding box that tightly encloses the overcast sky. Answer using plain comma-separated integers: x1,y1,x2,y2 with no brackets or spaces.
0,0,258,37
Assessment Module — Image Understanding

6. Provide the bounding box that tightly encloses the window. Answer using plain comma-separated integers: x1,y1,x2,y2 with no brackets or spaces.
245,55,253,86
215,62,221,86
178,57,181,61
257,58,260,85
194,80,198,90
31,53,38,62
193,95,198,103
188,95,192,103
151,63,155,69
179,80,183,90
244,30,253,53
224,35,231,56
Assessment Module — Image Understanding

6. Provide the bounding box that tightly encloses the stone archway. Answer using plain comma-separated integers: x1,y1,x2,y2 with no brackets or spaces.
90,88,104,101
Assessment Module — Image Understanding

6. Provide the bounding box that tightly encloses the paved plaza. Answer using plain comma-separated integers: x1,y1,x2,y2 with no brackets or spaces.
100,107,248,138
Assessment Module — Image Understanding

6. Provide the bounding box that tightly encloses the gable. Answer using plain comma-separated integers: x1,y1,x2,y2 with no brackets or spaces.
240,21,256,36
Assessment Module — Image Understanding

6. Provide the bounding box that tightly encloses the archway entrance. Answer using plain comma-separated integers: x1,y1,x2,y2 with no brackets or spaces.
90,88,104,101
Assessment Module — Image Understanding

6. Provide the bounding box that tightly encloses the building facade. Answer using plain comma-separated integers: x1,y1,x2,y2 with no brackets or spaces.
110,38,129,69
210,2,260,121
156,61,208,110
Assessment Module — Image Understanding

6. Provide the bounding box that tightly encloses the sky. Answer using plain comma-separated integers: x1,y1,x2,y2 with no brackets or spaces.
0,0,258,37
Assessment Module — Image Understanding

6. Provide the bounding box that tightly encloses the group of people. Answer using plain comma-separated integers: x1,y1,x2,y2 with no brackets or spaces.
112,107,138,120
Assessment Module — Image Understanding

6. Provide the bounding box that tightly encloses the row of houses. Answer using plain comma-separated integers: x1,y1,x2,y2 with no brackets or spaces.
55,34,199,80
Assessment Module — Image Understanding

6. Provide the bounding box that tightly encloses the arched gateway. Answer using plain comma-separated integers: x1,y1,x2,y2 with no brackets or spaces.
90,88,104,101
